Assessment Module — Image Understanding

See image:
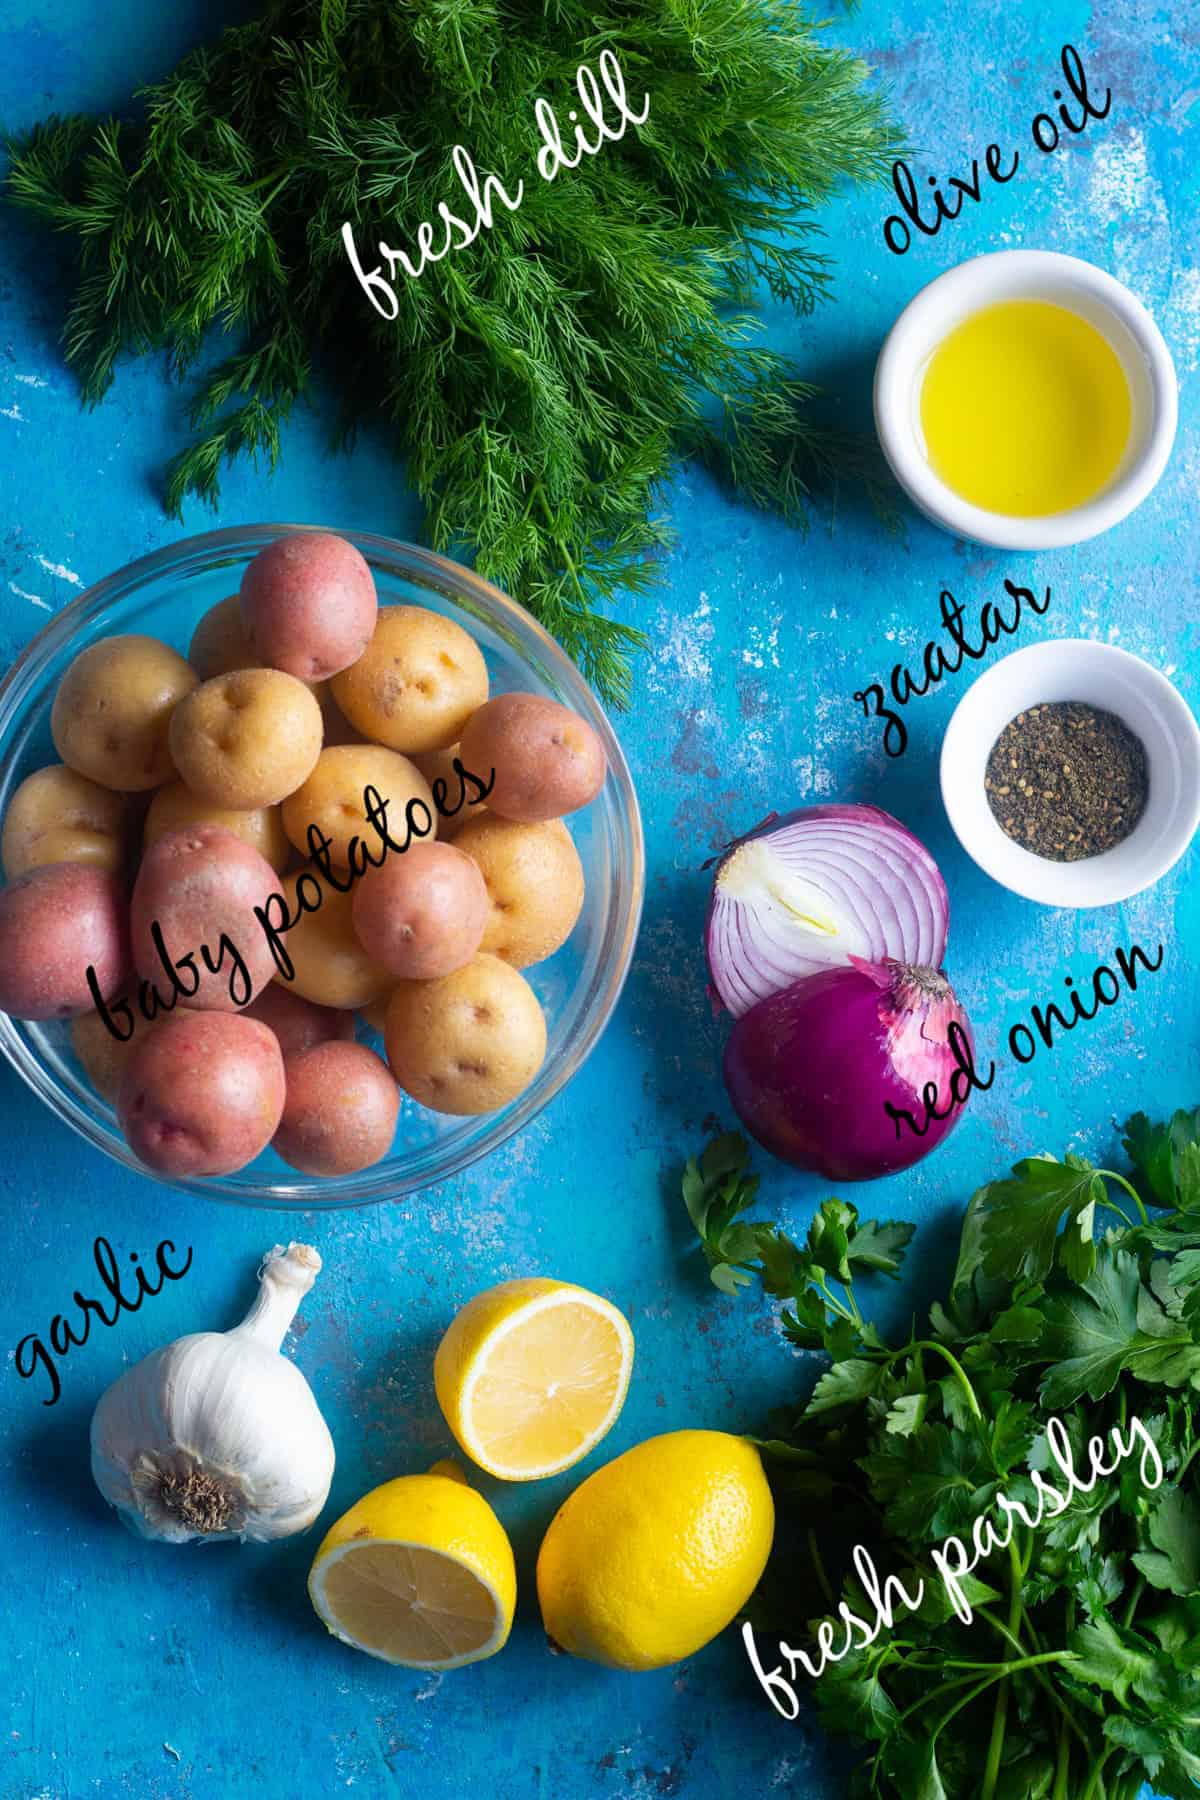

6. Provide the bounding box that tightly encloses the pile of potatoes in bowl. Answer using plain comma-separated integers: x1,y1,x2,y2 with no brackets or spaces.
0,532,607,1181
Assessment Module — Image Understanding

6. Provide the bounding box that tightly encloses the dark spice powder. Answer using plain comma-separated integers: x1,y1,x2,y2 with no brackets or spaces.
985,701,1149,861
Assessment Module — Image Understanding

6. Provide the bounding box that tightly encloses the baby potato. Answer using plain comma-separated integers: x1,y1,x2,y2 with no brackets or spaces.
51,634,198,792
411,742,490,838
118,1011,285,1177
71,1005,148,1102
459,692,606,823
331,606,488,754
0,864,129,1020
358,988,396,1035
454,815,584,968
168,668,323,809
188,595,258,681
272,1040,399,1175
144,780,290,874
273,869,392,1009
240,532,378,682
131,824,285,1011
1,764,127,878
242,983,355,1059
280,744,433,870
385,952,546,1115
352,841,488,981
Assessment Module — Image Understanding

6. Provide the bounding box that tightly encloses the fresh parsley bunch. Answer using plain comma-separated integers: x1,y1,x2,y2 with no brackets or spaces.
685,1116,1200,1800
3,0,898,704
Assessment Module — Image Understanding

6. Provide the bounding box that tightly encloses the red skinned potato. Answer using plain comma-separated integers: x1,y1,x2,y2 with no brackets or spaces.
272,1040,399,1175
0,864,129,1020
352,841,489,980
240,532,377,682
242,984,355,1058
130,824,284,1012
118,1011,285,1176
459,693,606,822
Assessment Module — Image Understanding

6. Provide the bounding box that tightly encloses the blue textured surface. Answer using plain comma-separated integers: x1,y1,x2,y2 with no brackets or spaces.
1,2,1198,1796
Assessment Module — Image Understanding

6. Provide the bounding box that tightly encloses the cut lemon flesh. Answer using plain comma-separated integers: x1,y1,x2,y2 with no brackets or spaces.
311,1539,506,1668
435,1278,634,1480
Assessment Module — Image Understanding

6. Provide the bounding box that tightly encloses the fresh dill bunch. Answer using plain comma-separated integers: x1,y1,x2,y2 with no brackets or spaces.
5,0,899,704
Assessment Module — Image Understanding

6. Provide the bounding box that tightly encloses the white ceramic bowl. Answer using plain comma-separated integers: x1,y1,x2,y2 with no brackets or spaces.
940,640,1200,907
874,250,1178,549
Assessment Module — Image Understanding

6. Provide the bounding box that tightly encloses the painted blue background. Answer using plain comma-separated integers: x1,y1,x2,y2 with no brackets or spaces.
1,1,1197,1795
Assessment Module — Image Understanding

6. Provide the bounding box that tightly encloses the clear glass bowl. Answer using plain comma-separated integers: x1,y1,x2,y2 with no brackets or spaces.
0,526,644,1209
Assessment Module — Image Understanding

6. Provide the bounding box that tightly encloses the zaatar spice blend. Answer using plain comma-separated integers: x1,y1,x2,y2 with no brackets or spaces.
985,700,1148,860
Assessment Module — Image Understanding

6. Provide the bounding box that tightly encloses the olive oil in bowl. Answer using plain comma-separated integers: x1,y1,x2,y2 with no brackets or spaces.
919,299,1132,517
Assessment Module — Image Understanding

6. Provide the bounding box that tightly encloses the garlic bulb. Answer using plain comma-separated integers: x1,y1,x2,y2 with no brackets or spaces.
91,1242,335,1544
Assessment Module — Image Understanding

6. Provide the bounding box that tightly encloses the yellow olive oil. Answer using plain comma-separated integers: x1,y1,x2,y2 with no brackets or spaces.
919,299,1132,516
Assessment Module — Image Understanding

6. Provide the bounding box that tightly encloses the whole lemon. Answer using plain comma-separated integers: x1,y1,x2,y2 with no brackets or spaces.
536,1428,774,1670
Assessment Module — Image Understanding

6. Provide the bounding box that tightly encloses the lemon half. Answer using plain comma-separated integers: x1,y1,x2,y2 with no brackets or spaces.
434,1277,634,1480
308,1466,516,1669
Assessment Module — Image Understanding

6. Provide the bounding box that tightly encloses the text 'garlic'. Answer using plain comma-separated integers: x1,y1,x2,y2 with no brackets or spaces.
91,1242,335,1544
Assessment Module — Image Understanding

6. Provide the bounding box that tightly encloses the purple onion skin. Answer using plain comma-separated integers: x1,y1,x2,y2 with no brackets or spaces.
723,959,973,1181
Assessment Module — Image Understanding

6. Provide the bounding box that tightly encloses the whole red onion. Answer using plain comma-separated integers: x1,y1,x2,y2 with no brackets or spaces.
723,956,974,1181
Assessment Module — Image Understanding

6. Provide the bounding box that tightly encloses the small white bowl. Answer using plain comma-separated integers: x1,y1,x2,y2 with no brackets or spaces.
874,250,1178,549
940,640,1200,907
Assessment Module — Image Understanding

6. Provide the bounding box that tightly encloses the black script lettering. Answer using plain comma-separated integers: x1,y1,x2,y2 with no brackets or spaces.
884,1021,995,1138
13,1235,193,1407
985,142,1020,183
87,967,135,1043
1058,43,1111,128
854,685,907,759
1013,942,1162,1063
856,583,1051,755
1116,940,1164,987
201,933,252,1008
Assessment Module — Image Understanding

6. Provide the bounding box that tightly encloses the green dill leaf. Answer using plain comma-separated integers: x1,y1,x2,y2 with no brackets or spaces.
4,0,902,703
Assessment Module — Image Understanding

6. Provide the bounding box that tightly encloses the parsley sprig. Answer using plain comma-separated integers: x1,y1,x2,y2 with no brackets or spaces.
3,0,900,704
686,1111,1200,1800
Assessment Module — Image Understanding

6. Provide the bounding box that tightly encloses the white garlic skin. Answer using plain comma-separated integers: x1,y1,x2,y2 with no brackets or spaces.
90,1243,335,1545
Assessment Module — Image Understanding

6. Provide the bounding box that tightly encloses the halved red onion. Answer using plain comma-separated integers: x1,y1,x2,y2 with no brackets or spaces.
723,956,972,1181
705,805,949,1018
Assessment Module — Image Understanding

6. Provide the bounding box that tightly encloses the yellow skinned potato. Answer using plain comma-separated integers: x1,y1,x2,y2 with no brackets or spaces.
358,988,395,1034
189,594,335,712
144,780,291,874
271,869,392,1009
51,634,198,792
1,764,127,878
188,595,258,681
410,742,490,838
454,815,584,968
280,744,433,870
168,668,323,809
331,606,488,754
71,1006,148,1102
384,952,546,1115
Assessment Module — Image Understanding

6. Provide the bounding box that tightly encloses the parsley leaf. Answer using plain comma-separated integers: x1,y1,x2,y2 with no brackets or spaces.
1133,1487,1200,1595
977,1154,1106,1283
